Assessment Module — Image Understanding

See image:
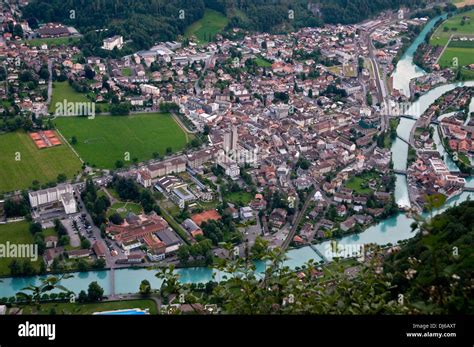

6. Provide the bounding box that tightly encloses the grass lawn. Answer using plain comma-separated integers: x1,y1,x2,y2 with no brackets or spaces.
460,67,474,79
438,46,474,68
224,191,253,205
255,57,272,67
430,10,474,47
0,131,82,193
20,299,158,315
0,221,42,276
107,202,143,218
54,113,187,169
49,81,91,114
122,67,132,77
345,172,380,195
185,9,228,43
26,37,80,48
345,177,373,195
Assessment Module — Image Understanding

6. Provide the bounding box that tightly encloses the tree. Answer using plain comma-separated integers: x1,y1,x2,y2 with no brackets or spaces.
16,275,72,309
13,24,24,38
87,281,104,302
109,212,124,225
80,238,91,249
57,173,67,183
139,280,152,297
78,290,88,303
29,222,42,235
177,245,190,265
71,136,78,145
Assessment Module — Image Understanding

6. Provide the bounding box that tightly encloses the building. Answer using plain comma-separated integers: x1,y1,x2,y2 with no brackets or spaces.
93,241,107,258
28,184,77,215
187,148,216,169
102,35,123,50
182,218,204,238
37,23,71,38
239,206,255,221
137,157,187,187
223,126,238,152
140,84,160,96
191,209,221,226
106,212,169,245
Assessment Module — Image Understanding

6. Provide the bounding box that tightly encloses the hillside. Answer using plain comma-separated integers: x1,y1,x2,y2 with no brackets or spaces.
22,0,205,54
23,0,426,54
384,200,474,314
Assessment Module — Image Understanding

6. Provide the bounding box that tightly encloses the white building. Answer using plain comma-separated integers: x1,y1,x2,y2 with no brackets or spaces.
28,184,77,214
140,84,160,96
102,36,124,50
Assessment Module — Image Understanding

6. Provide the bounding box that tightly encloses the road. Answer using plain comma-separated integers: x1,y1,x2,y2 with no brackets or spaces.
281,188,315,252
194,52,215,95
73,184,126,268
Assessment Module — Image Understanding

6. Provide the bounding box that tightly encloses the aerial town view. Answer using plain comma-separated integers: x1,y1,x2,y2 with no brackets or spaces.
0,0,473,344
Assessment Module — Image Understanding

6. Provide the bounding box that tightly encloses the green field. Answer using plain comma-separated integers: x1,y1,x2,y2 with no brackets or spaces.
107,202,143,218
438,46,474,68
255,57,272,67
20,299,158,315
0,221,42,276
430,10,474,69
0,131,82,193
185,9,228,43
49,81,91,114
430,10,474,47
224,191,253,205
26,37,80,48
122,67,132,77
345,172,381,195
54,113,187,169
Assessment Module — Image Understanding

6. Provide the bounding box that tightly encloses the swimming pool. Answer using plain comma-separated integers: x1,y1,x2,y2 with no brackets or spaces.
93,308,149,315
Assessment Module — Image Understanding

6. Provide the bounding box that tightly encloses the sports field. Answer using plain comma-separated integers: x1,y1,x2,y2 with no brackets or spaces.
0,131,82,193
431,10,474,68
54,113,188,169
49,81,91,114
26,37,80,48
438,45,474,68
185,9,228,43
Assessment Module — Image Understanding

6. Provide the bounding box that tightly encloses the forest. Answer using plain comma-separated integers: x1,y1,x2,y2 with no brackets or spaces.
384,200,474,314
23,0,428,54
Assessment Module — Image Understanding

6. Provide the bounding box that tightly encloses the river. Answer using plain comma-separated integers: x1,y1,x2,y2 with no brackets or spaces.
1,15,474,298
391,14,447,97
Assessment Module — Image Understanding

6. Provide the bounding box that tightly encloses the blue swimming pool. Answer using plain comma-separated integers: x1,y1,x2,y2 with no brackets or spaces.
93,308,149,315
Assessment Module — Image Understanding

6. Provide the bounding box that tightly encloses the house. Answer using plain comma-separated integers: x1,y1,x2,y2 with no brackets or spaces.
182,218,204,238
43,247,64,267
102,35,123,50
92,241,107,258
340,217,356,232
239,206,255,221
45,236,58,248
269,208,287,229
67,249,91,259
